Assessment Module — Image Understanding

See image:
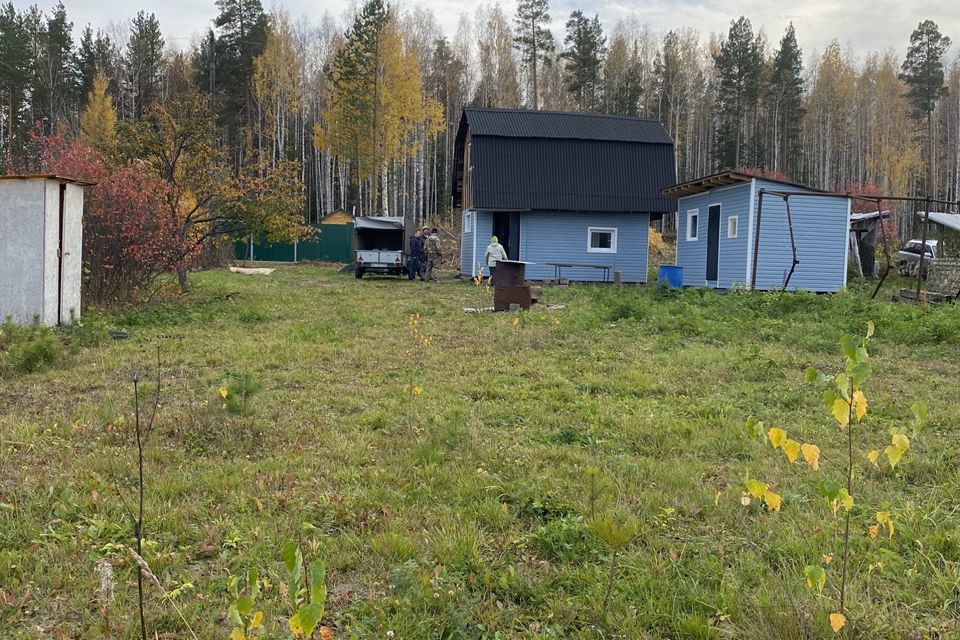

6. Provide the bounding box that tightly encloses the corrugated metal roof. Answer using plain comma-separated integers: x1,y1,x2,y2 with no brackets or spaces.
917,211,960,233
453,108,677,213
664,170,822,197
463,107,673,144
355,216,404,230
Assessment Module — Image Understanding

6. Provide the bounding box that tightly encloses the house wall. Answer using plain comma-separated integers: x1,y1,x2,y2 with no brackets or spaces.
0,180,46,324
676,179,850,292
459,209,494,278
460,210,474,276
752,179,849,292
676,182,752,288
519,212,650,282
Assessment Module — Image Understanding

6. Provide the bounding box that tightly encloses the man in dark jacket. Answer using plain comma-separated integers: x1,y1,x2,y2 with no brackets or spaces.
408,229,425,281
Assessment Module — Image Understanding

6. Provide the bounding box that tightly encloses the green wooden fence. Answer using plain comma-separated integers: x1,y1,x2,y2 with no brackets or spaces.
235,222,355,263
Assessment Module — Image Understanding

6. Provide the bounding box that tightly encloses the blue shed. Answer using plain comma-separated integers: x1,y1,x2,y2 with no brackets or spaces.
665,171,851,292
452,108,677,283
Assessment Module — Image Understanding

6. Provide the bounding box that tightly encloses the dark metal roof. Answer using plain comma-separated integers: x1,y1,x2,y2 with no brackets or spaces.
664,170,822,197
461,107,674,144
453,108,677,213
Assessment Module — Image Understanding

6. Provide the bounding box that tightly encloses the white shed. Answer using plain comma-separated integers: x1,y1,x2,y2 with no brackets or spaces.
0,175,93,326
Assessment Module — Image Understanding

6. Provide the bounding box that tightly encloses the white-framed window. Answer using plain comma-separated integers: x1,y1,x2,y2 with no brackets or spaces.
587,227,618,253
727,215,738,239
686,209,699,241
463,211,474,233
467,141,473,172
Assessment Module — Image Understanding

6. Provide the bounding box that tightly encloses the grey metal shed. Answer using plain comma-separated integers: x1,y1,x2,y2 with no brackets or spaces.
0,175,93,325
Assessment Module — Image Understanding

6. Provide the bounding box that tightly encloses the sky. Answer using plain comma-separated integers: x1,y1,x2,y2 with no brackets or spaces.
16,0,960,62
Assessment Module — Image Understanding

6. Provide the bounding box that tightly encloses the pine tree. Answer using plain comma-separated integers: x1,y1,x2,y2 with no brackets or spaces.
126,11,164,119
33,2,79,133
561,11,605,111
900,20,951,195
513,0,554,110
203,0,269,171
713,16,763,168
768,24,804,176
80,70,117,150
0,2,32,161
76,26,106,104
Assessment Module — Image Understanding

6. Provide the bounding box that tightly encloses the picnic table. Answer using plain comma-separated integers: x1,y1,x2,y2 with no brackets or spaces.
544,262,611,283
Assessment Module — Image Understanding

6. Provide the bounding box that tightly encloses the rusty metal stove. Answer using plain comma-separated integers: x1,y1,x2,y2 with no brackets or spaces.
493,260,533,311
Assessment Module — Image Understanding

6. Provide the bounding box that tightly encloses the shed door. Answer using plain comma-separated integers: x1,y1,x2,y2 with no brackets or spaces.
706,204,720,282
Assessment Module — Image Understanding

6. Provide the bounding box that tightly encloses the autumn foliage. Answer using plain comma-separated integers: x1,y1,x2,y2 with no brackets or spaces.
27,130,188,306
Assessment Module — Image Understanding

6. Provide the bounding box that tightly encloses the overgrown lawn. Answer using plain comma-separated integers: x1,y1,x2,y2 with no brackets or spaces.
1,266,958,638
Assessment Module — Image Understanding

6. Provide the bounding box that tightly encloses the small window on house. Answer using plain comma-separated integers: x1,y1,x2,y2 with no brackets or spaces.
686,210,699,241
463,212,474,233
588,227,618,253
467,142,473,171
727,216,738,239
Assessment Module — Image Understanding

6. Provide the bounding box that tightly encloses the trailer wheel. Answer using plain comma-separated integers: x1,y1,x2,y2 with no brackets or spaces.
355,268,364,279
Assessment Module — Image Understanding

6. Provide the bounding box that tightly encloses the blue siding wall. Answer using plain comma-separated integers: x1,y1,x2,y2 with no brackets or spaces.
753,179,848,292
460,209,496,277
676,179,850,292
676,182,752,287
519,212,650,282
460,210,474,276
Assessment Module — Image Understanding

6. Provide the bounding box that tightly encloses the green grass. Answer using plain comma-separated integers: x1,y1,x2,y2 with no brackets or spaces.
1,266,959,639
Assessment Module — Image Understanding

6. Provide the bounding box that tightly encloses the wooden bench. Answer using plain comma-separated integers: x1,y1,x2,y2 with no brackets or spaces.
544,262,611,283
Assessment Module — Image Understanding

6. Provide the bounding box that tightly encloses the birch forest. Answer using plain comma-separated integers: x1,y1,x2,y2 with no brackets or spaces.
1,0,958,227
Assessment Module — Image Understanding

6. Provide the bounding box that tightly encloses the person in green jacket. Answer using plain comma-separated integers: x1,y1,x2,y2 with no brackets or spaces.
483,236,508,284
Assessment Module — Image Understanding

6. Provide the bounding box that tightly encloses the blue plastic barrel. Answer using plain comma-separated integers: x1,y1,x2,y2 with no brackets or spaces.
657,265,683,288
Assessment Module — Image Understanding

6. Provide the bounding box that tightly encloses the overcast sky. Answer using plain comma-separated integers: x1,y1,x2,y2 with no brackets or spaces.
16,0,959,63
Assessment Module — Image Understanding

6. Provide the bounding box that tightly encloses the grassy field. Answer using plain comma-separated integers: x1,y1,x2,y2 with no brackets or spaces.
1,265,959,639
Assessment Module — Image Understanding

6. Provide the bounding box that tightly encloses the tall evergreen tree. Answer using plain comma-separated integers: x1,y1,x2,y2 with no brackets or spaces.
127,11,165,119
200,0,269,171
560,11,605,111
34,2,78,132
513,0,553,110
900,19,951,194
76,26,117,105
712,16,763,168
768,23,804,176
0,3,32,161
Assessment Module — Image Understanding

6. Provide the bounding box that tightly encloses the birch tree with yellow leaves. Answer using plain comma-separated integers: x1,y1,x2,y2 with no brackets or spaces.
253,10,303,169
314,0,443,217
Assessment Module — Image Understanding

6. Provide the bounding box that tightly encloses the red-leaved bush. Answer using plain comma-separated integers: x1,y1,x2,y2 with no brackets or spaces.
25,129,187,306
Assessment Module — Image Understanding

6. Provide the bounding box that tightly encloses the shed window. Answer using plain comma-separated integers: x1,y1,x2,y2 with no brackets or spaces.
463,211,474,233
686,210,699,241
588,227,618,253
467,142,473,171
727,216,738,239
